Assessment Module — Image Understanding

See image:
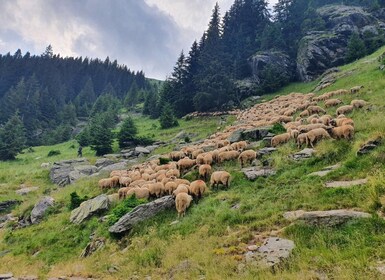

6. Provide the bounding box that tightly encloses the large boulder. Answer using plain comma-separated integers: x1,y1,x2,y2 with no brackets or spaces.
297,5,384,81
249,51,296,85
109,196,175,234
98,161,128,173
50,158,97,187
70,194,109,224
31,196,55,224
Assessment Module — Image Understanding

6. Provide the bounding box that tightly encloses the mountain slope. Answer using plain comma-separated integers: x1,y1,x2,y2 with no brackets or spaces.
0,47,385,279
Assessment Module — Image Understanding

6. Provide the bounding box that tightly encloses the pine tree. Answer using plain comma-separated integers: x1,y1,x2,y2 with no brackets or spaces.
159,103,178,129
88,113,113,156
0,112,26,160
346,33,367,62
118,116,138,148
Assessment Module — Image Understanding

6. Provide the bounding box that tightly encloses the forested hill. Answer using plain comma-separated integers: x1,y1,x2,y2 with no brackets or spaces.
157,0,385,117
0,46,157,146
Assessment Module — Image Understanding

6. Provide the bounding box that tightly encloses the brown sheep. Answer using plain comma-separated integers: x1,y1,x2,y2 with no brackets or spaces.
297,123,328,133
177,157,196,175
271,133,291,147
238,150,257,167
307,105,326,115
330,117,354,127
126,187,150,200
199,164,212,181
350,85,364,94
210,171,231,189
336,105,354,115
147,182,164,198
174,178,191,186
306,128,330,148
173,184,190,197
119,176,132,187
118,187,131,199
351,99,367,109
188,180,207,199
324,99,342,108
327,125,354,140
191,149,204,159
170,151,185,161
203,153,213,165
164,181,178,195
175,192,193,218
218,150,240,163
296,133,308,149
299,110,310,117
319,115,332,126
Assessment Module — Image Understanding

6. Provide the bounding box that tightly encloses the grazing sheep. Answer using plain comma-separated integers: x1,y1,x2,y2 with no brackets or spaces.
199,164,212,181
164,181,178,195
170,151,185,161
177,157,196,175
324,99,342,108
306,128,330,148
306,114,319,124
203,153,213,165
238,150,257,167
307,105,326,115
175,192,193,218
319,115,332,126
350,85,364,94
297,123,328,133
271,133,291,147
191,149,204,159
297,133,308,149
218,150,240,163
166,168,180,178
126,187,150,200
188,180,207,199
289,129,299,139
147,182,164,198
327,125,354,140
174,178,191,186
351,99,367,109
118,187,131,199
210,171,231,189
173,184,190,197
299,110,310,117
336,105,354,115
330,117,354,127
119,176,132,187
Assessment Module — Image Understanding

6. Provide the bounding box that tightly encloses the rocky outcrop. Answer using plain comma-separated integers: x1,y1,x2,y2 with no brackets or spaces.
297,5,385,81
228,127,272,143
242,167,276,181
283,209,371,226
291,148,315,160
249,51,296,84
357,137,382,155
50,158,97,187
109,196,175,234
31,196,55,224
70,194,109,224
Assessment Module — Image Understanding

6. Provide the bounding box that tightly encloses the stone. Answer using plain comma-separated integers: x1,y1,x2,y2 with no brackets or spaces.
95,158,115,169
103,154,123,159
0,274,13,279
80,237,105,257
247,245,259,252
257,147,277,157
292,148,315,160
283,209,371,226
144,145,159,152
98,162,127,173
325,179,368,188
30,196,55,224
357,137,382,155
0,200,20,212
70,194,109,224
242,167,276,181
227,129,244,143
309,164,341,177
74,165,98,176
241,127,272,142
50,158,91,187
109,196,175,234
170,220,179,226
16,186,39,195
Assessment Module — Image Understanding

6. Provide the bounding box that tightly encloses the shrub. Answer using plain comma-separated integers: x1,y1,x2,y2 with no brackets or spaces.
47,150,61,157
184,136,191,143
159,157,171,165
108,195,146,225
269,123,286,134
68,191,88,210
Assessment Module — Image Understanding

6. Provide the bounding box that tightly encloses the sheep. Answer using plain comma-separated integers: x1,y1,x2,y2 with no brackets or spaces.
173,184,190,197
289,129,299,139
296,133,308,149
188,180,207,199
297,123,328,133
118,187,131,199
305,128,330,148
327,125,354,140
351,99,367,109
307,105,326,115
218,150,240,163
98,176,120,190
177,157,196,175
147,182,164,198
271,133,291,147
319,115,332,126
210,171,231,189
166,168,180,178
119,176,132,187
231,141,248,151
170,151,185,161
126,187,150,200
350,85,364,94
191,149,204,159
299,110,310,117
199,164,212,181
330,117,354,127
238,150,257,167
324,99,342,108
306,114,319,124
174,178,191,186
164,181,178,195
203,153,213,165
175,192,193,218
336,105,354,115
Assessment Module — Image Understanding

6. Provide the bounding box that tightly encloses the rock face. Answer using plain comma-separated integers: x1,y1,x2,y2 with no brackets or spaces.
109,196,175,234
357,137,382,155
245,238,295,267
228,127,272,143
297,5,384,81
291,148,315,160
70,194,109,224
283,209,371,226
249,51,296,84
242,167,276,181
50,158,97,187
30,196,55,224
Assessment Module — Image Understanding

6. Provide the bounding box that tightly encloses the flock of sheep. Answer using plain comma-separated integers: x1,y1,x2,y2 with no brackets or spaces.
98,85,367,217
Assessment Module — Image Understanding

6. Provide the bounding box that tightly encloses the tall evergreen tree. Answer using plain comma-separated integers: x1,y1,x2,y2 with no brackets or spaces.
0,112,26,160
88,113,113,156
118,116,138,148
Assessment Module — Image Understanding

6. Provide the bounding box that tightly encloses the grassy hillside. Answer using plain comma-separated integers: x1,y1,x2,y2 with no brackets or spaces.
1,47,385,279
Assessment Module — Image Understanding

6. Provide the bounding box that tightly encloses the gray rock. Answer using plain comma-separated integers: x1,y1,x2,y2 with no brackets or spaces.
325,179,368,188
242,167,276,181
95,158,115,169
249,51,296,85
0,273,13,279
283,209,371,226
227,129,244,143
70,194,109,224
292,148,315,160
309,163,341,177
80,238,105,258
50,158,92,187
241,127,272,142
31,196,55,224
258,147,277,157
74,165,98,176
122,151,134,159
16,186,39,195
98,162,127,173
109,196,175,234
144,145,159,152
357,137,382,155
103,154,123,159
68,170,87,184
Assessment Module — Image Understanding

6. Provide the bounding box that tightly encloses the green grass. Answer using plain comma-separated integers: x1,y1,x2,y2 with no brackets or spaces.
1,47,385,278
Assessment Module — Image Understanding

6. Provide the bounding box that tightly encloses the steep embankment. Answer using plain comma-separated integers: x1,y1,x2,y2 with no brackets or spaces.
1,47,385,279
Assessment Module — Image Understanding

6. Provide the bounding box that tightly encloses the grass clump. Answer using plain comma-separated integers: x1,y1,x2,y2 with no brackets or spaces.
108,195,147,226
47,150,61,157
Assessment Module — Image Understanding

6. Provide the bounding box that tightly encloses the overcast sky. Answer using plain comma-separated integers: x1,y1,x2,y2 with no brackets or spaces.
0,0,278,80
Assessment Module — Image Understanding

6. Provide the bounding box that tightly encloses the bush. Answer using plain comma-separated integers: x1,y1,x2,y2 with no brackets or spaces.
159,157,171,165
108,195,146,225
269,123,286,134
47,150,61,157
184,136,191,143
68,191,89,210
